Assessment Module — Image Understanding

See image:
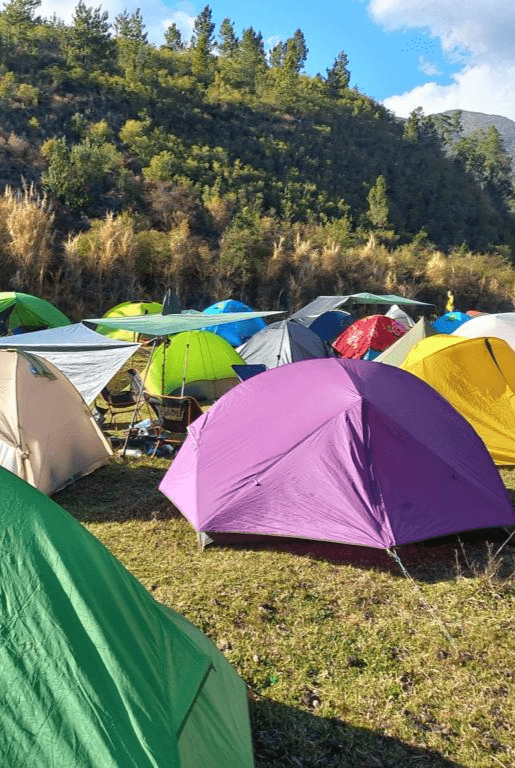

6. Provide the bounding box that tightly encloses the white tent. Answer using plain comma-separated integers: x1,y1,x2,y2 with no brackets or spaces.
0,323,140,405
451,313,515,350
0,350,112,494
385,304,415,328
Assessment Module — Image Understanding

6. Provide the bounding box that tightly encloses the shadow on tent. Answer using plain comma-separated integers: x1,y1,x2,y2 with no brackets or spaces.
249,698,467,768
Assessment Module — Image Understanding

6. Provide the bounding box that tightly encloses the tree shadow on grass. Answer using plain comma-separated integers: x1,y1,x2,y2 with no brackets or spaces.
249,697,468,768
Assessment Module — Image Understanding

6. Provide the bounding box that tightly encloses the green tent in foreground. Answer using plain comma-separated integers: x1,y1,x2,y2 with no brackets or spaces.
0,291,71,332
0,468,254,768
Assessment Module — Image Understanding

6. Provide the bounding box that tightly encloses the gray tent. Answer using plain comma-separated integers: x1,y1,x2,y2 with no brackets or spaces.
0,323,140,405
237,319,335,368
374,318,437,367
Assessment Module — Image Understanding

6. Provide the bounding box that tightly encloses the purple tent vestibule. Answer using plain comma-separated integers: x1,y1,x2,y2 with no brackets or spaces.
160,358,514,550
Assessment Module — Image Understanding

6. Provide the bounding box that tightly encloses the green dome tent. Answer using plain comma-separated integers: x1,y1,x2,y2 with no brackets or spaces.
97,300,163,341
0,292,70,333
0,467,254,768
146,330,244,399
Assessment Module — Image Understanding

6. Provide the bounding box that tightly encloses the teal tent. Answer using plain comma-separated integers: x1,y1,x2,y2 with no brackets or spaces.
0,468,254,767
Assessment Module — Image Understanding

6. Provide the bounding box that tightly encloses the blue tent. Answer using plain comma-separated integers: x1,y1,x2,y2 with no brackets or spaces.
203,300,266,346
433,312,471,334
309,310,355,343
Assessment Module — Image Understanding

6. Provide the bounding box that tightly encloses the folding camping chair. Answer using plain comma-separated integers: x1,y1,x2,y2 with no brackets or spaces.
142,392,203,456
98,369,158,424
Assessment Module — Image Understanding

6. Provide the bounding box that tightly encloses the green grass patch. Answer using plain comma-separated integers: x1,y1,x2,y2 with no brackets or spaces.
55,451,515,767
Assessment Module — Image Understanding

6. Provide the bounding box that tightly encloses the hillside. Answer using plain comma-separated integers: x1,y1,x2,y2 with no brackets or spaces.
439,110,515,166
0,4,515,317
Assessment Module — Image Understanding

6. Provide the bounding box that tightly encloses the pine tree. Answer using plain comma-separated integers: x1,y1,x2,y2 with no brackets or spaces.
64,1,114,72
164,23,183,51
325,50,350,97
283,28,308,73
218,17,237,57
113,7,149,79
191,4,215,50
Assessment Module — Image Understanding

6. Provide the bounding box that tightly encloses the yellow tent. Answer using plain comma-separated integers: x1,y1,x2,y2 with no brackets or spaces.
401,335,515,465
97,301,162,342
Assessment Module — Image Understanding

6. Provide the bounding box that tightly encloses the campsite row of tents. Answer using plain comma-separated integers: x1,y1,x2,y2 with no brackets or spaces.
2,288,515,767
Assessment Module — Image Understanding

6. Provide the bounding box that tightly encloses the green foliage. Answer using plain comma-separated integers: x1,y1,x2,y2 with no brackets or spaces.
217,17,237,57
63,0,114,73
191,5,215,49
41,135,122,208
367,175,390,229
163,23,183,51
325,51,350,97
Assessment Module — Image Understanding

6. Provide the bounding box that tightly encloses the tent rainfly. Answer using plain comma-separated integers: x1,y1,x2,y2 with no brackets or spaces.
160,358,514,549
291,293,431,326
0,291,70,333
401,335,515,466
0,349,112,494
0,467,254,768
374,318,437,367
203,299,266,346
452,312,515,351
237,319,334,368
146,330,244,399
0,323,140,405
85,311,283,337
96,300,163,341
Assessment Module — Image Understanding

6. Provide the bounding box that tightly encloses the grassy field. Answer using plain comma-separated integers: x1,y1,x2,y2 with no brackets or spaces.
55,382,515,768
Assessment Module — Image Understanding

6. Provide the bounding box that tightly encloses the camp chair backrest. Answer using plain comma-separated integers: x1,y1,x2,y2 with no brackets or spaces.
147,393,203,434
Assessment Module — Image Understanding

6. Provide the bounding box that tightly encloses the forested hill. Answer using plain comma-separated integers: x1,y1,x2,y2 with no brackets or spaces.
0,0,514,253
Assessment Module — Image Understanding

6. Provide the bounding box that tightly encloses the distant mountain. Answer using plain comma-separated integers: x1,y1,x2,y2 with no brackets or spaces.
437,110,515,165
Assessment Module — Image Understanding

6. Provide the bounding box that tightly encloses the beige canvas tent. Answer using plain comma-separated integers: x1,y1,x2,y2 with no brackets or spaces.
0,350,112,495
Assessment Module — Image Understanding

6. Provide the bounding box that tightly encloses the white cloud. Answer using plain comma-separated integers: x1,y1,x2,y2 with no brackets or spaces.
368,0,515,119
418,57,442,76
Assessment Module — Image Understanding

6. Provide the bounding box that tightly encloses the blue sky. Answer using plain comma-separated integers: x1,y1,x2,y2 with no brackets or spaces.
40,0,515,121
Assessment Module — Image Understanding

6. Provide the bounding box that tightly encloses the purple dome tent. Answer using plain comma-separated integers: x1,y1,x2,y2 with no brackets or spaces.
160,359,514,550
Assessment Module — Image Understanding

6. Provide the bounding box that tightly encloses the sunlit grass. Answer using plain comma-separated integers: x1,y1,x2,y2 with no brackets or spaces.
55,453,515,767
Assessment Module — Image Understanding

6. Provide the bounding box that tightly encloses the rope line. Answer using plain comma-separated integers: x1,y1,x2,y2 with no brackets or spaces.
387,547,458,649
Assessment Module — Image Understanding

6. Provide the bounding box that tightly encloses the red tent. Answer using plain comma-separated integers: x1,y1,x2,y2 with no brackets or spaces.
332,315,407,360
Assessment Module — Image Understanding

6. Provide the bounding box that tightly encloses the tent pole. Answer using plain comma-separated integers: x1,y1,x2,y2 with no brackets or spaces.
121,338,158,457
180,331,191,398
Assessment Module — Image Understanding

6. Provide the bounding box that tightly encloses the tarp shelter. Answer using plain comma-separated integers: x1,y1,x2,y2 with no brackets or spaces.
308,310,354,343
237,319,334,368
385,304,415,328
0,350,111,494
452,312,515,352
0,467,254,768
0,291,70,333
96,300,163,341
0,323,140,405
291,293,431,326
432,311,471,334
374,318,438,367
85,311,282,337
333,315,407,360
160,358,514,549
203,299,266,346
401,335,515,466
146,330,244,399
